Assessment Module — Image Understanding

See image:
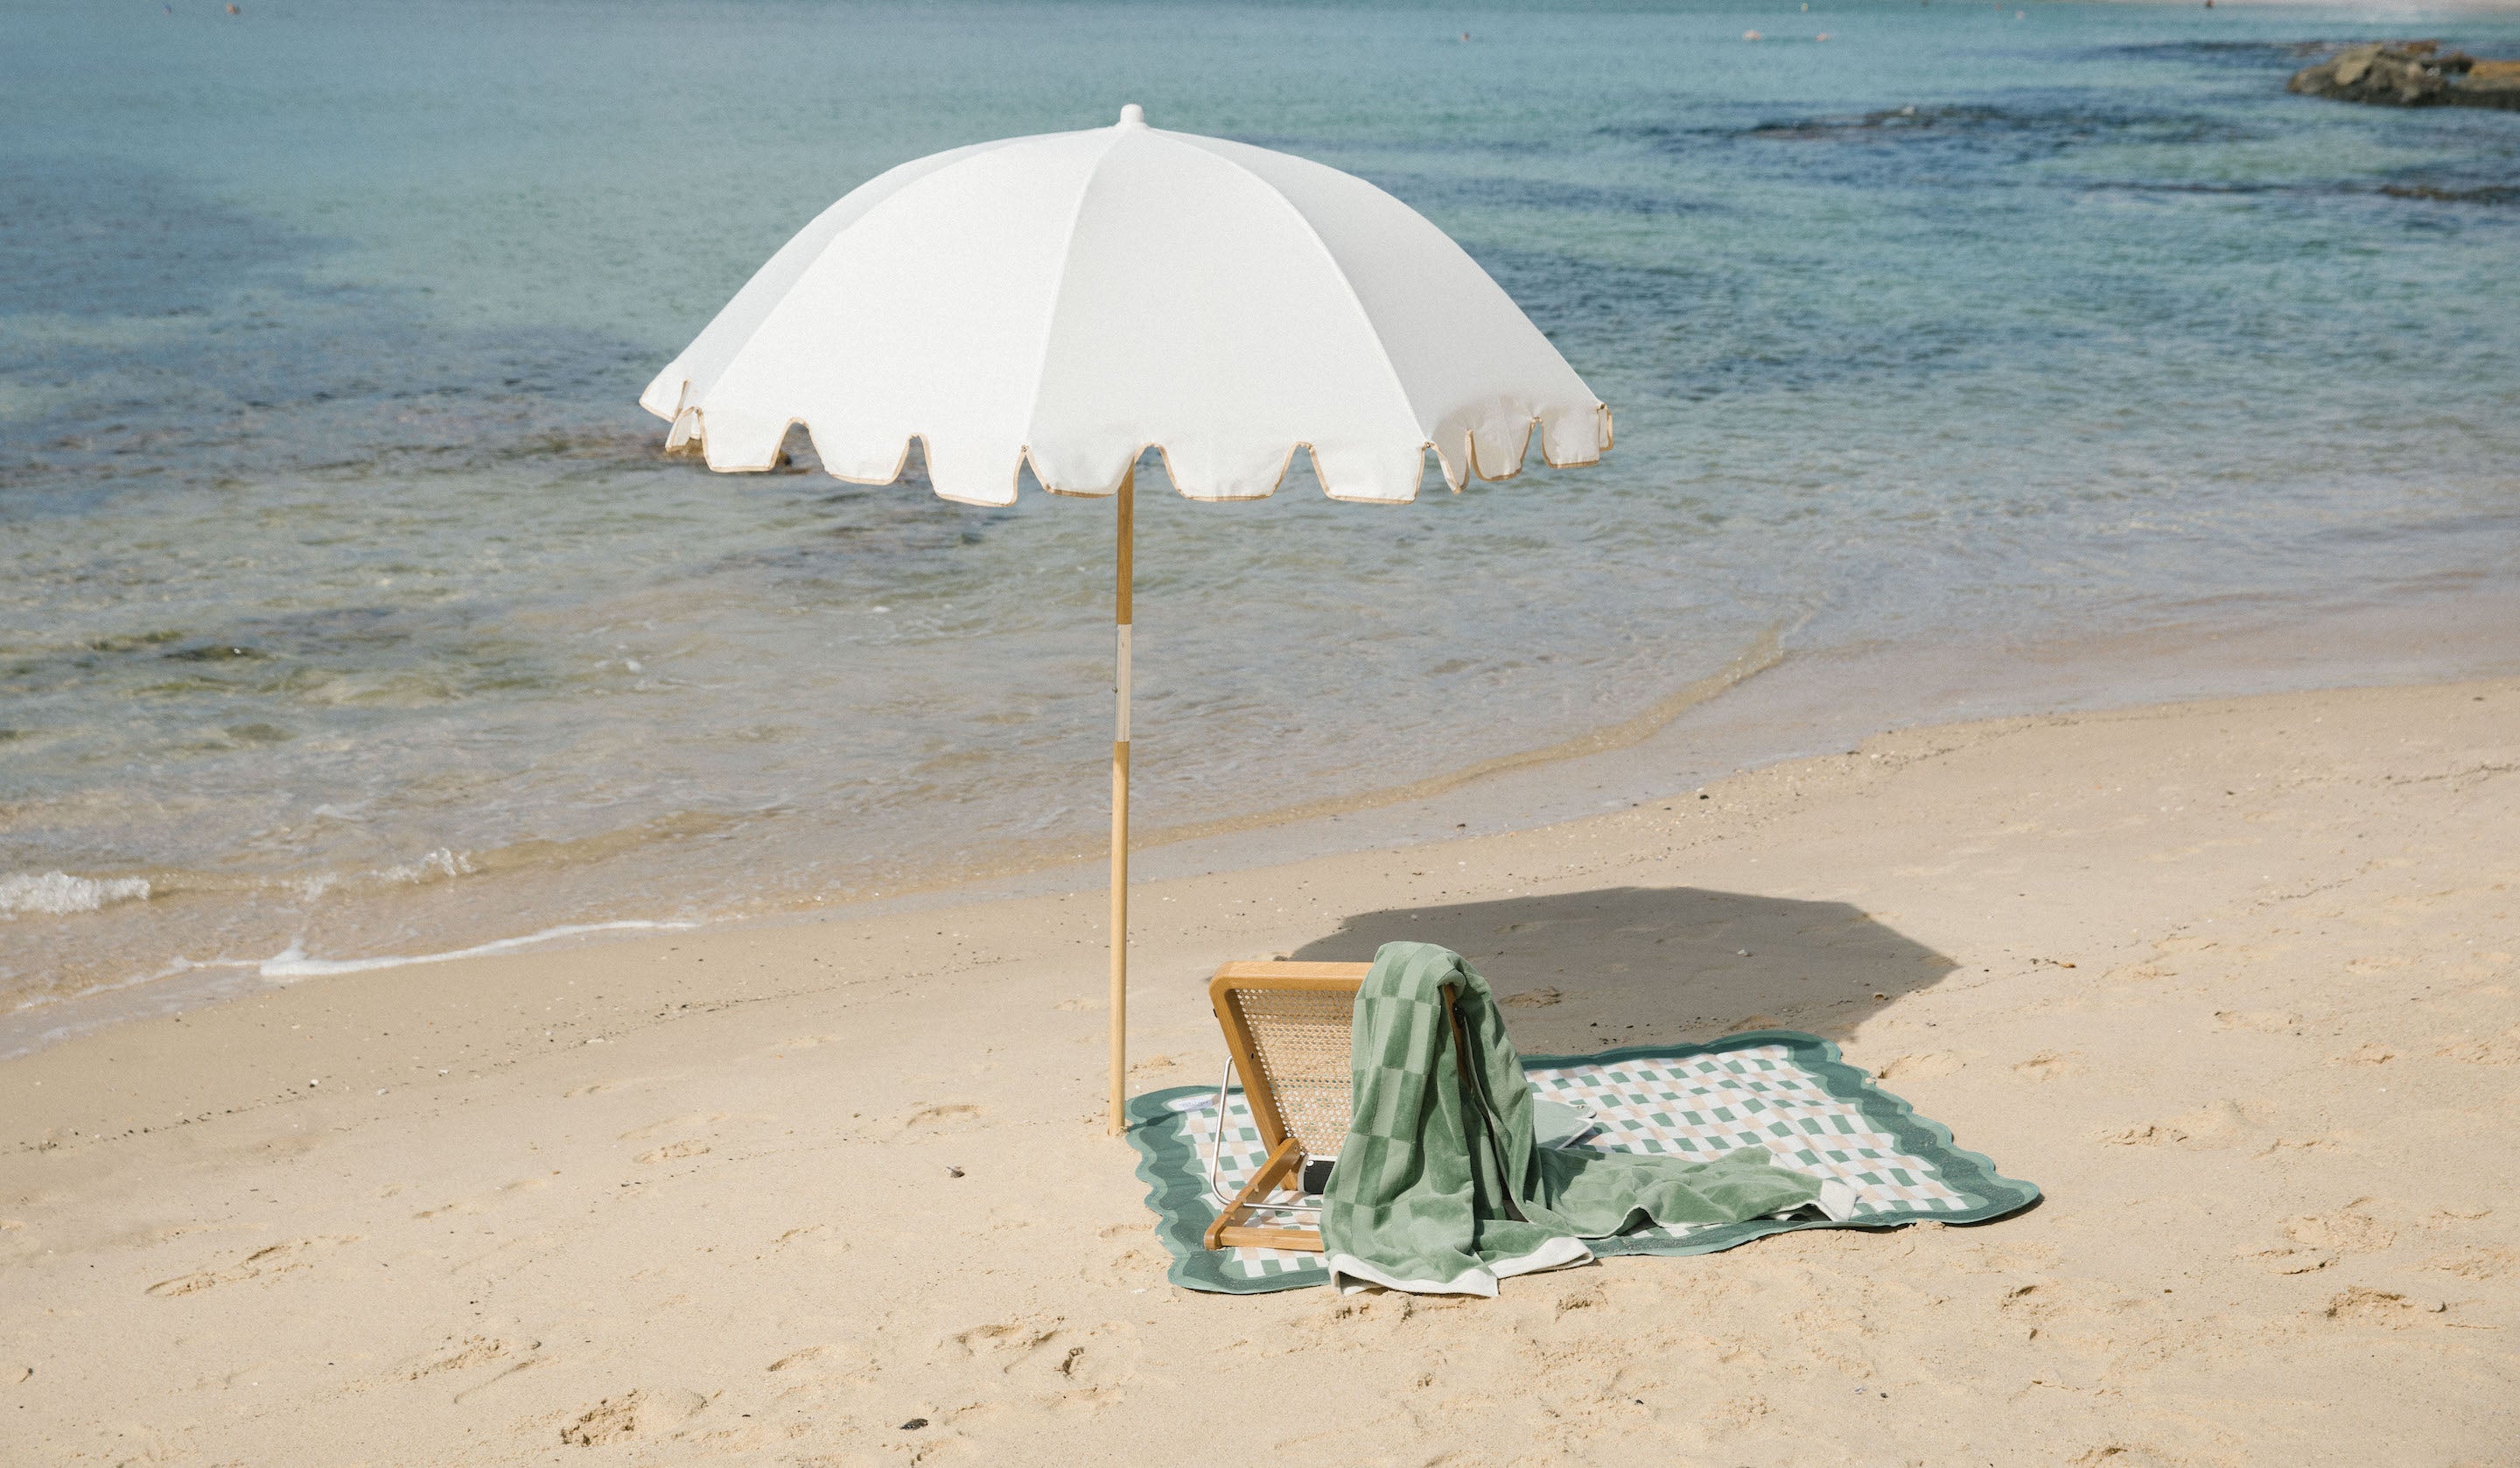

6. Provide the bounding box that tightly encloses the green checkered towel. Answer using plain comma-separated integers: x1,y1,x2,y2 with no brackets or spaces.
1320,941,1833,1296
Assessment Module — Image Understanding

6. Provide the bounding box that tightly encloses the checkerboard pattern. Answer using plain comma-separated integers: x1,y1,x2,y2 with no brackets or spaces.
1171,1041,1985,1285
1182,1089,1334,1280
1525,1045,1978,1227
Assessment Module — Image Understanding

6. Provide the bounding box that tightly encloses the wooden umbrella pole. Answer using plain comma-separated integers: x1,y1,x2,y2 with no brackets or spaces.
1109,466,1134,1136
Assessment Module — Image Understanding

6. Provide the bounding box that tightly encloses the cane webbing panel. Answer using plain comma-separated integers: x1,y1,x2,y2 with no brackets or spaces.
1226,986,1354,1157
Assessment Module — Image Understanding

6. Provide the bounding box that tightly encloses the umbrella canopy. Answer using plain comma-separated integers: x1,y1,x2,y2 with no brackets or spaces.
642,105,1610,1135
641,104,1611,506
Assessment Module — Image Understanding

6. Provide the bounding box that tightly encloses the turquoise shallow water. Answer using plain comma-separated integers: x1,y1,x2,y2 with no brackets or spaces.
4,0,2518,1015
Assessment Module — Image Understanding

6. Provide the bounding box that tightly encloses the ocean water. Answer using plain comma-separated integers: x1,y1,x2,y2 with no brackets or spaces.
5,0,2519,1032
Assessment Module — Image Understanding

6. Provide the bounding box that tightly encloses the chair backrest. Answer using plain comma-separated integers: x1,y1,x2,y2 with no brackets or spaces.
1208,961,1368,1160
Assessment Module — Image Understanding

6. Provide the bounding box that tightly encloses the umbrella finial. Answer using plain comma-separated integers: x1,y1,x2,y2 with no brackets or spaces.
1117,102,1145,129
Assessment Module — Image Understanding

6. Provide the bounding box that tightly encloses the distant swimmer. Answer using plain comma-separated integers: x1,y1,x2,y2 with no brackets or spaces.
1460,31,1470,41
226,2,240,11
1744,29,1761,40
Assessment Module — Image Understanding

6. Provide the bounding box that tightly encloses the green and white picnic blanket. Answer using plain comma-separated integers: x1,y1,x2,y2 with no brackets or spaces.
1129,944,2040,1296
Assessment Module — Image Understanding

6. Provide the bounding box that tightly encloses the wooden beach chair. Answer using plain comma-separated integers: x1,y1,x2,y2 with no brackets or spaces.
1200,960,1470,1254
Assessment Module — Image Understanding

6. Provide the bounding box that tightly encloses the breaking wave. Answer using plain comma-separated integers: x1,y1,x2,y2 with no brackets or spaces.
0,871,153,920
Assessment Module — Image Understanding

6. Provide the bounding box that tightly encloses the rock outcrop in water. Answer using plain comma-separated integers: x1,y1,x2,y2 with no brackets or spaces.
2288,41,2520,110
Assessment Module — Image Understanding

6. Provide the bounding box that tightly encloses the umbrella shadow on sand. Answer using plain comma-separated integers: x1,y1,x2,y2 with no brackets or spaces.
1285,885,1955,1052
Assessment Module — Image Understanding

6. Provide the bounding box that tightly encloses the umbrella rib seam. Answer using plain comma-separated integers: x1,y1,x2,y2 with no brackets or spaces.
1017,129,1134,498
1165,136,1430,491
678,138,1027,470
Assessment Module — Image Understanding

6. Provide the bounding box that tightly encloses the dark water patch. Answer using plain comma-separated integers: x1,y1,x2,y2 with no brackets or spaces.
2065,177,2520,211
164,642,267,663
1739,101,2244,152
1228,130,1570,162
1367,170,1708,219
1606,97,2263,199
86,630,186,655
0,154,331,319
2078,39,2339,68
4,313,664,502
2378,183,2519,206
1465,245,2044,404
668,438,1019,579
5,601,550,712
0,157,670,516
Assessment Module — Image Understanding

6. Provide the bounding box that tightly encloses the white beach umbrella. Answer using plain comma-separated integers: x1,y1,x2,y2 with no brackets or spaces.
643,104,1611,1134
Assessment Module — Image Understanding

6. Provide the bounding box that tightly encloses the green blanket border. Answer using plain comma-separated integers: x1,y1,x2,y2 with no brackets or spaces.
1125,1028,2041,1295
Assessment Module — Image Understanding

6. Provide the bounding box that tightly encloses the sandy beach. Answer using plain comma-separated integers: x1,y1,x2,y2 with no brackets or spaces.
13,4,2520,1462
7,675,2516,1465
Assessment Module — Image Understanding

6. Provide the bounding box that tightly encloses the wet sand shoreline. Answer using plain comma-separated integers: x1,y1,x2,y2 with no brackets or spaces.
13,573,2517,1059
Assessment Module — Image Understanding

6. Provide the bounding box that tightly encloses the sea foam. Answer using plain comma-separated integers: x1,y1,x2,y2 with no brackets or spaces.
0,871,151,920
256,919,697,979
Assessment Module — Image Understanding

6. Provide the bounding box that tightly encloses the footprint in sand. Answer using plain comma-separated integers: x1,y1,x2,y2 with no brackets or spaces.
146,1235,361,1297
2101,1099,2252,1150
619,1113,727,1141
560,1388,711,1446
2345,954,2415,975
398,1334,525,1381
635,1140,711,1164
2215,1010,2301,1034
452,1354,549,1405
2321,1286,2449,1328
948,1318,1063,1368
2423,1245,2516,1281
939,1317,1148,1408
1702,1395,1775,1438
2435,1024,2520,1064
414,1177,550,1220
2285,1199,2397,1254
1876,1052,1968,1082
1966,1240,2060,1273
900,1102,983,1134
2242,1199,2396,1274
2010,1051,2076,1081
761,1342,878,1395
771,1223,846,1250
947,1322,1138,1407
1998,1280,2072,1324
965,1322,1049,1346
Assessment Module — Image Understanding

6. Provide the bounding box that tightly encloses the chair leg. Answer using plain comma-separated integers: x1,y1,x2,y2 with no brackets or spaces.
1202,1136,1324,1253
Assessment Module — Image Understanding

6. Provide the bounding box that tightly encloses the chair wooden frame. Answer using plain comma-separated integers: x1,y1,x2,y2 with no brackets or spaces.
1203,961,1368,1253
1201,960,1471,1255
